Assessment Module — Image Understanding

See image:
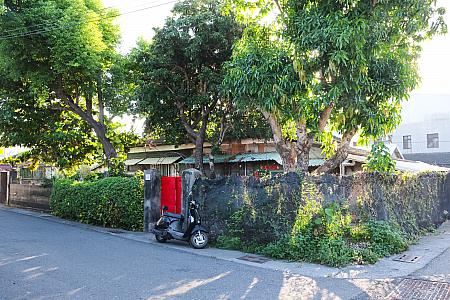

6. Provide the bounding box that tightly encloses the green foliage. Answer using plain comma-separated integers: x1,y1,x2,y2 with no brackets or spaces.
223,0,447,171
202,171,446,266
107,156,126,177
50,177,144,231
355,172,446,236
0,0,132,166
130,0,243,143
217,196,408,267
0,97,103,169
363,142,396,173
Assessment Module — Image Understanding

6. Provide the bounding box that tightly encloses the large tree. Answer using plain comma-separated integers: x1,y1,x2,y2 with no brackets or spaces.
0,0,126,166
224,0,446,173
0,94,102,169
131,0,242,174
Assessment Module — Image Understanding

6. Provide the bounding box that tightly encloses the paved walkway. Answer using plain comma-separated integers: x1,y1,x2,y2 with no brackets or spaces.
1,205,449,299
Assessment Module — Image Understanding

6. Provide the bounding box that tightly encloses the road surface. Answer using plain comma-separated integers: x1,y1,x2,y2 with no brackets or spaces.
0,208,449,300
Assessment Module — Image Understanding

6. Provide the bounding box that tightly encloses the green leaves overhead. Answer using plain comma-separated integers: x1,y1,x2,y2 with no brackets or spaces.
0,96,102,169
132,0,243,144
0,0,136,168
224,0,446,172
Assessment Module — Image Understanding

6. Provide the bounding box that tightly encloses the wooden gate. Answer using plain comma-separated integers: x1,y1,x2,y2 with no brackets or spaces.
160,176,182,214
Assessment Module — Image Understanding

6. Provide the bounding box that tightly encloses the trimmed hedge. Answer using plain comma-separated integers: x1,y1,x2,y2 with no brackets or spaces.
50,177,144,231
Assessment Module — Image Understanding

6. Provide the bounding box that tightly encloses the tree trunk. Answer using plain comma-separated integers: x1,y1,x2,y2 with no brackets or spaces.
275,141,297,173
296,121,313,173
194,136,204,175
56,78,118,166
208,153,216,179
261,110,297,173
313,129,357,175
208,116,229,179
91,122,118,162
97,76,105,124
63,96,118,162
294,104,334,173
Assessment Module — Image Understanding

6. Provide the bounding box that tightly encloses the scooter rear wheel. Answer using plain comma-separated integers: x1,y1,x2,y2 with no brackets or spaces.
155,233,167,243
190,231,208,249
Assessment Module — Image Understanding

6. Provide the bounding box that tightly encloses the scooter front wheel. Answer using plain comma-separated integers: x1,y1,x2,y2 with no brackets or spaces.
190,231,209,249
155,233,167,243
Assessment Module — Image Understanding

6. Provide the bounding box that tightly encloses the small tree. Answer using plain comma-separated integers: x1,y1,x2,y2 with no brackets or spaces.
363,142,396,174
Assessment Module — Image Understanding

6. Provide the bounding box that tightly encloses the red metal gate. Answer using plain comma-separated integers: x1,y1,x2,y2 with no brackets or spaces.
160,176,182,214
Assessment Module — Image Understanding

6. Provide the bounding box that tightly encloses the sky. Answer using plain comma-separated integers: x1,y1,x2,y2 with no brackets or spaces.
104,0,450,132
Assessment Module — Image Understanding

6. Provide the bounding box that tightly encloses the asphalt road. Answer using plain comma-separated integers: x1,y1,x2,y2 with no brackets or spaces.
0,209,382,300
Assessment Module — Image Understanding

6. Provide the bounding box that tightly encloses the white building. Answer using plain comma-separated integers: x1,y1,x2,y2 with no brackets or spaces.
391,94,450,167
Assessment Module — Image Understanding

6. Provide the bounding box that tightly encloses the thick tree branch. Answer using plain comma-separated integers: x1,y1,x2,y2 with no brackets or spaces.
199,105,210,136
318,103,334,132
86,93,93,117
97,76,104,125
262,109,297,172
296,120,314,172
261,110,283,144
176,101,199,139
273,0,283,14
313,128,358,175
55,77,117,161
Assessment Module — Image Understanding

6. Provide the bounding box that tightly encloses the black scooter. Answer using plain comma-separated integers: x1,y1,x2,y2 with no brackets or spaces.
152,193,209,249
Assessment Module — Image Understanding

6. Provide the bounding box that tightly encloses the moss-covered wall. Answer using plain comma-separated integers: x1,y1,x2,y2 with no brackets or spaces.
194,172,450,241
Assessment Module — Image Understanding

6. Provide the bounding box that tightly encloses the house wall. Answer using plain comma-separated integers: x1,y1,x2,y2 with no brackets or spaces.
391,94,450,154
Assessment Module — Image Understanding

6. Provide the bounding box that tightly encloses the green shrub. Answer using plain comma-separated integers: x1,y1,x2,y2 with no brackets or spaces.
50,177,144,231
363,142,396,173
217,200,408,267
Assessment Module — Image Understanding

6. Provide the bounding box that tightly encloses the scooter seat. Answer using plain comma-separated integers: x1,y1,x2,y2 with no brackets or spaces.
163,212,183,219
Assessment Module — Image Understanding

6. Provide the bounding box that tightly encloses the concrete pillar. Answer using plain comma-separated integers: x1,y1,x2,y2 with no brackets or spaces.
0,172,9,206
143,169,161,232
181,169,202,230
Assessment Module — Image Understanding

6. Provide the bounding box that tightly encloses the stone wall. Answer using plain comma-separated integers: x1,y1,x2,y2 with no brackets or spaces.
193,172,450,241
9,183,51,211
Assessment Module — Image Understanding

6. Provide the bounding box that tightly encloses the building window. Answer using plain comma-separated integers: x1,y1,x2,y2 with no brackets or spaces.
427,133,439,148
403,135,412,149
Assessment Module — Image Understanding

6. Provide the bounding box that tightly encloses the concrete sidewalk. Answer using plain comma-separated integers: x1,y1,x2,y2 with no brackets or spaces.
2,204,449,282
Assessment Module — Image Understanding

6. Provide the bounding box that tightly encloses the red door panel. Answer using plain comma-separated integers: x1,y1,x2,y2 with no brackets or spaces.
161,176,182,214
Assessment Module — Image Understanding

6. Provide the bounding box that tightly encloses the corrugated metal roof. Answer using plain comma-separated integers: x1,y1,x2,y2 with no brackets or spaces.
309,159,325,167
346,154,450,172
229,152,283,164
394,160,449,172
404,152,450,167
124,158,145,166
178,155,233,164
229,152,324,166
179,152,325,166
138,157,181,165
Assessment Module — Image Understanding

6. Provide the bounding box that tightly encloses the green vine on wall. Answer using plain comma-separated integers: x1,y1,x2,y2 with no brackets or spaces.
213,171,448,267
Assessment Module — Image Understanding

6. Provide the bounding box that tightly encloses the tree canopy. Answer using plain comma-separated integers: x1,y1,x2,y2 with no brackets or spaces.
0,0,136,169
224,0,447,173
130,0,244,174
